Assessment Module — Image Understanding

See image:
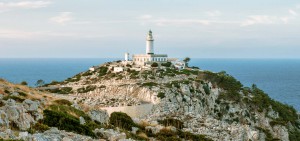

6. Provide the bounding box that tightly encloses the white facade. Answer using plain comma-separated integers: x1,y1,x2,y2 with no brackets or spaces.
113,67,124,72
132,30,168,66
146,30,154,54
125,53,129,61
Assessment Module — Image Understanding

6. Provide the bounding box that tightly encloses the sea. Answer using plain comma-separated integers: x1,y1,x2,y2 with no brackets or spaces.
0,58,299,111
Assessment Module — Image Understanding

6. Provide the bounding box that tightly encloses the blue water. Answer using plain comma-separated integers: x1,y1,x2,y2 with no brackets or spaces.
0,58,299,111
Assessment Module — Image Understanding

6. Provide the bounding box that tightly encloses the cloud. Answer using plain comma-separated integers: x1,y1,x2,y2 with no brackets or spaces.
241,9,299,26
289,9,297,16
206,10,222,17
138,15,211,26
0,1,51,10
50,12,73,25
241,15,276,26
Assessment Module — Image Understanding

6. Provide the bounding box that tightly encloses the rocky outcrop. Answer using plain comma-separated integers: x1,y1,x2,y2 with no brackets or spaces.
88,109,109,124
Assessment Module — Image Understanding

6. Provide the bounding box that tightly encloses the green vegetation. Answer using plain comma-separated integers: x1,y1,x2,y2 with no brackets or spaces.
42,103,103,137
46,87,73,94
255,126,279,141
158,118,184,129
183,57,191,67
202,84,210,95
98,66,108,77
141,82,158,87
20,81,28,85
161,62,172,67
43,109,96,137
28,122,50,133
35,79,45,87
3,96,25,102
157,92,165,99
154,128,212,141
77,85,96,93
109,112,137,130
151,62,159,68
53,99,72,106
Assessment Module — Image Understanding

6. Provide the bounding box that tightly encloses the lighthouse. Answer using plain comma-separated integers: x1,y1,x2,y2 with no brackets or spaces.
146,30,154,54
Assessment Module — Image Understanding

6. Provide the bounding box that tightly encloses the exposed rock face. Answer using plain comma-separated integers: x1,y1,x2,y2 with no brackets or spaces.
94,128,127,141
31,128,96,141
88,110,109,124
46,62,299,141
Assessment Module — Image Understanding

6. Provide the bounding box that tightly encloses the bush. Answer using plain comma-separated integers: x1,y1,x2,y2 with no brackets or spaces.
158,118,184,129
202,84,210,95
151,62,159,68
141,82,158,87
77,85,96,93
109,112,136,130
28,122,49,133
3,96,25,102
42,109,95,137
157,92,165,99
161,62,172,67
98,67,108,76
177,130,213,141
20,81,28,85
54,99,72,106
47,87,73,94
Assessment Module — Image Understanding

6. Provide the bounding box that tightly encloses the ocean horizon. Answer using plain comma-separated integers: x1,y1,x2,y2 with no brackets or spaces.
0,58,299,111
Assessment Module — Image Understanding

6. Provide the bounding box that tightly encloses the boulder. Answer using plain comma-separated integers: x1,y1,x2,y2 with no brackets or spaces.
22,99,39,112
88,110,109,124
79,116,86,125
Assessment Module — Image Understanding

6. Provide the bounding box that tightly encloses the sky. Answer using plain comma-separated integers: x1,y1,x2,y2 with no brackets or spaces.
0,0,300,58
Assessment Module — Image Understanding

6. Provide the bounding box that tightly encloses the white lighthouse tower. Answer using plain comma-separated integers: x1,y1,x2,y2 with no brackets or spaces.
146,30,154,54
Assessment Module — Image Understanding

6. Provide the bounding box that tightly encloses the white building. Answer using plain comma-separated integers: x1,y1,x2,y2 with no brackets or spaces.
113,67,124,72
132,30,168,66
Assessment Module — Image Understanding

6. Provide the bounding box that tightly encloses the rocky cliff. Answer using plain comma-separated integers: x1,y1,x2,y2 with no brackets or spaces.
1,61,300,141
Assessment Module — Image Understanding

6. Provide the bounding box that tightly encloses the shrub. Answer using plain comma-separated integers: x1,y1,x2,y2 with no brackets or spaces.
157,92,165,99
20,81,28,85
42,109,95,137
151,62,159,68
177,130,213,141
3,96,25,102
109,112,136,130
158,118,184,129
141,82,158,87
98,66,108,76
54,99,72,106
202,84,210,95
77,85,96,93
28,122,49,133
18,91,28,97
161,62,172,67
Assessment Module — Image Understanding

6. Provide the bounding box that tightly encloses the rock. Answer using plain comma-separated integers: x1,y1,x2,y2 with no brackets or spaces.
23,99,39,112
18,131,30,140
88,110,109,124
5,106,19,121
6,99,16,106
131,127,139,134
0,110,9,128
71,103,82,110
11,92,19,96
79,116,86,125
95,128,127,141
145,125,164,134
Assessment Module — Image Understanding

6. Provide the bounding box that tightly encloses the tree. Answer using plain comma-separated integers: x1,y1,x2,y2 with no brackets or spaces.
35,79,45,87
183,57,191,67
151,62,159,68
20,81,28,85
